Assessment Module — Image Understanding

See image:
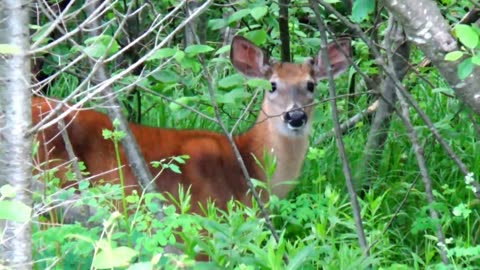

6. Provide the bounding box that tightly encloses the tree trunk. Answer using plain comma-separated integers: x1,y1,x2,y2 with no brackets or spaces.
383,0,480,115
0,0,33,268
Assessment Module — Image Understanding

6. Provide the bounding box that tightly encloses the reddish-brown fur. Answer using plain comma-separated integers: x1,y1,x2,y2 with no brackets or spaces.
32,36,351,212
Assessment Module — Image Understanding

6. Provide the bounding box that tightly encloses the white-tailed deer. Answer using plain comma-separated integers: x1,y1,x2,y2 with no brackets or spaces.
33,36,351,212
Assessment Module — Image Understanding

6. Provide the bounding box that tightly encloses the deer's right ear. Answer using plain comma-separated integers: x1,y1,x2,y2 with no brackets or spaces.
230,36,270,78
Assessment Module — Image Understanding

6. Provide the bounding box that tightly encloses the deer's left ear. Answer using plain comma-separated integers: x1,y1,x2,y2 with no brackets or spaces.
314,38,352,80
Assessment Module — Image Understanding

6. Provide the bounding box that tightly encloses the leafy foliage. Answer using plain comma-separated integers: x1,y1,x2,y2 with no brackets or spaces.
22,0,480,269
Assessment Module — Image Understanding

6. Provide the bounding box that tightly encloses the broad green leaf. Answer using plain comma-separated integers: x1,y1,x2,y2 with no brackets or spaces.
215,45,231,55
66,233,96,245
169,96,196,112
216,88,251,104
351,0,375,22
245,29,268,45
151,69,179,83
471,55,480,65
30,22,53,44
218,73,244,88
185,44,214,56
0,44,21,55
286,244,316,270
455,24,479,49
208,18,227,30
174,50,185,62
93,246,138,269
227,9,251,24
0,200,31,222
83,35,120,58
246,78,270,89
304,38,321,48
128,262,154,270
168,164,181,174
78,180,90,190
148,48,177,60
432,87,454,96
458,58,474,79
0,184,16,198
448,245,480,257
294,29,307,38
444,51,464,61
251,6,268,21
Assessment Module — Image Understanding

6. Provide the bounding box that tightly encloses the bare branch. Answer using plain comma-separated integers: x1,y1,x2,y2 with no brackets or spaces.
309,0,370,258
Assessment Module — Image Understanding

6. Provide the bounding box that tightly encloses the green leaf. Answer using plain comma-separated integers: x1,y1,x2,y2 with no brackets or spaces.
0,44,21,55
169,96,195,112
0,200,31,222
455,24,479,49
0,184,16,198
185,44,214,56
127,262,154,270
31,23,53,45
216,87,252,104
83,35,120,58
286,244,316,270
78,180,90,190
148,48,177,60
102,129,113,139
471,55,480,65
93,246,138,269
215,45,231,55
227,9,251,24
245,29,268,45
250,6,268,21
151,69,179,84
174,50,185,62
168,163,181,174
208,19,227,30
351,0,375,22
246,78,270,89
458,58,474,79
431,87,454,96
218,73,244,89
448,245,480,258
304,38,321,48
444,51,464,61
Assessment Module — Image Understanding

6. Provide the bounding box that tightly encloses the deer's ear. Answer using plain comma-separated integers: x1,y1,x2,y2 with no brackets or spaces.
230,36,270,78
314,38,351,80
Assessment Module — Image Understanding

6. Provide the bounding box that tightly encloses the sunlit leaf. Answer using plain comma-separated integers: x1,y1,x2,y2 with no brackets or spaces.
185,44,214,56
458,58,474,79
0,200,31,222
455,24,479,49
0,184,16,198
93,246,138,269
148,48,177,60
245,29,268,45
0,44,21,55
227,9,251,24
351,0,375,22
251,6,268,21
444,51,464,61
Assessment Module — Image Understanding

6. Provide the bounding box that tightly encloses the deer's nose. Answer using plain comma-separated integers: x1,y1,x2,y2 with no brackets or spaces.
284,109,307,129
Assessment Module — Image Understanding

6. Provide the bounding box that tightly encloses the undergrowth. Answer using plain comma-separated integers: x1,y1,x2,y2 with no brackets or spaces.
25,50,480,269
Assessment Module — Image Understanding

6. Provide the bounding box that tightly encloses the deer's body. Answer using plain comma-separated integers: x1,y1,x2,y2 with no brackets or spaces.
33,36,351,211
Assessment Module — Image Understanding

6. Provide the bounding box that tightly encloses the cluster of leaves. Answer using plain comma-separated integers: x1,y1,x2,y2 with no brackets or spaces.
445,24,480,79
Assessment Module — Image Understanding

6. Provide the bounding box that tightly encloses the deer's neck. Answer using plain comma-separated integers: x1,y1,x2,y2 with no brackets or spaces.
236,112,310,198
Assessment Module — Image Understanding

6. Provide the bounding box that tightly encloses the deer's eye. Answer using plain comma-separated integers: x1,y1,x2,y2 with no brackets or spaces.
307,81,315,93
270,82,277,93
